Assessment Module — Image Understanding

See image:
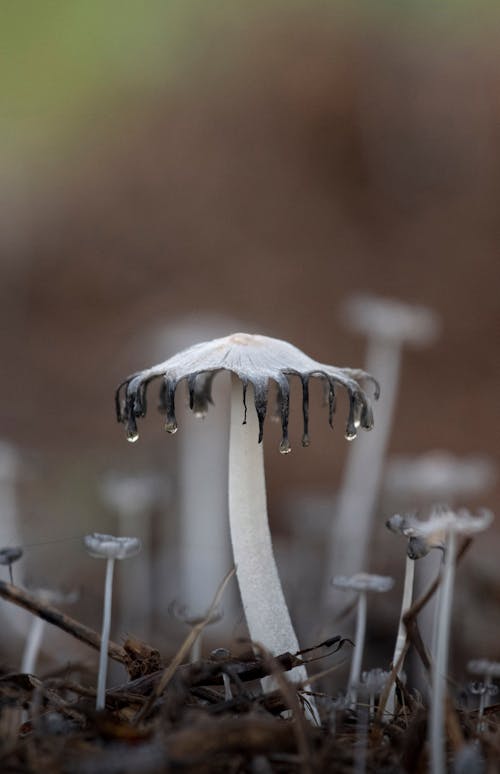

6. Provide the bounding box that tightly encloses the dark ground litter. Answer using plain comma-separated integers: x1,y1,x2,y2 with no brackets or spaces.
0,578,499,773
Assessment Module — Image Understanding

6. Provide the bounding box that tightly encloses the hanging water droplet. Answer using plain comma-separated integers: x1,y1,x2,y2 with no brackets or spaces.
345,429,357,441
164,420,178,434
354,417,361,429
127,432,139,443
302,434,310,448
279,439,291,454
194,411,207,420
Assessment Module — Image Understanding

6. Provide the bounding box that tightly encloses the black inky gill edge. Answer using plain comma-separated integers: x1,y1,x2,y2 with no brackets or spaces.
276,375,291,454
241,379,248,425
252,380,268,444
162,377,178,433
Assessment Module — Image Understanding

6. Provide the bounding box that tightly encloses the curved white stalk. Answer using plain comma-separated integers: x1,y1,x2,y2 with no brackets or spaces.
348,591,367,709
228,375,316,717
386,556,415,716
97,557,115,710
430,530,456,774
21,616,45,674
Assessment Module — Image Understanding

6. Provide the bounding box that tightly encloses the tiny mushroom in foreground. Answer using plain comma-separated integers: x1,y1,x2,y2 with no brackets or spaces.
169,600,223,663
21,587,79,675
115,332,378,710
332,573,394,709
467,658,500,728
412,508,494,774
0,546,23,584
84,533,141,710
384,511,447,716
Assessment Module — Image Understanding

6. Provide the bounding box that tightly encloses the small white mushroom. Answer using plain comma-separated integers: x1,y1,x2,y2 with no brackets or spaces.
169,600,223,662
332,573,394,709
324,295,438,611
21,587,78,675
384,511,448,716
467,658,500,729
84,533,141,710
418,508,493,774
0,546,23,584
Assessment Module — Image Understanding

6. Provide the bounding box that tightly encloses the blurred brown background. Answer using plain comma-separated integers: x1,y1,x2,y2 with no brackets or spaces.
1,3,499,676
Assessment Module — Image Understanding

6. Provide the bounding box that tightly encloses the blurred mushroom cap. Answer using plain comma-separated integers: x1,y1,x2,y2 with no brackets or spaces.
332,572,394,593
84,533,141,560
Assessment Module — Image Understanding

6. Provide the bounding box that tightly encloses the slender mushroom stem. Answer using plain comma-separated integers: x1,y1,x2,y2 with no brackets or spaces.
97,557,115,710
386,555,415,716
430,530,456,774
228,375,311,700
21,616,45,674
348,590,367,709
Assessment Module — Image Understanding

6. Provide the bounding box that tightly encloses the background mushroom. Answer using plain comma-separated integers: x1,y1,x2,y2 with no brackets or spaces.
332,572,394,709
116,331,377,704
408,508,494,774
324,295,438,612
84,532,141,710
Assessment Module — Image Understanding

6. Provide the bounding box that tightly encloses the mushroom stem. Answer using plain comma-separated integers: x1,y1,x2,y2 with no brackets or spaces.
324,337,401,611
21,616,45,674
97,557,115,710
348,590,367,709
430,530,456,774
228,376,311,701
386,555,415,716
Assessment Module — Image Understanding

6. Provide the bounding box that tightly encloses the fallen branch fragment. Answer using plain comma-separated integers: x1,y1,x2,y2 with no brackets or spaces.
0,580,126,663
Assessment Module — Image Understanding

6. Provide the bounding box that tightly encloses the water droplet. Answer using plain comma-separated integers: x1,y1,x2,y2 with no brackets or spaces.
165,420,178,434
127,432,139,444
194,411,206,420
302,434,310,448
345,430,357,442
279,439,291,455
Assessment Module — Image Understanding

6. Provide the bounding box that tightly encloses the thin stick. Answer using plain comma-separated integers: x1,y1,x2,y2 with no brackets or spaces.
0,579,126,663
134,566,236,724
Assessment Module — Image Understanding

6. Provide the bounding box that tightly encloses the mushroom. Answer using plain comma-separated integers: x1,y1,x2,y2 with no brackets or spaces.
84,533,141,710
332,572,394,708
407,508,493,774
467,658,500,730
384,453,496,684
101,472,164,639
169,600,223,662
21,587,78,675
115,332,377,704
0,546,23,584
384,511,446,716
324,295,438,609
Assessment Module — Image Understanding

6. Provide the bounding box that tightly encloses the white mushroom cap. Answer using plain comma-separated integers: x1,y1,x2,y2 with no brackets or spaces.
385,452,496,498
467,659,500,678
343,294,439,346
404,508,493,538
0,546,23,565
101,473,166,515
116,332,378,449
360,668,391,694
332,572,394,593
27,586,79,606
386,512,446,559
84,533,141,560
